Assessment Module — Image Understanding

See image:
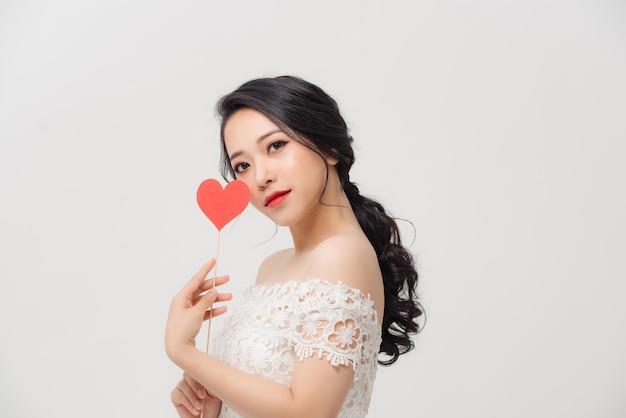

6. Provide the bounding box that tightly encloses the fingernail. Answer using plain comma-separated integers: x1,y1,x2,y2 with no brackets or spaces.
194,400,203,409
197,389,205,398
208,289,216,297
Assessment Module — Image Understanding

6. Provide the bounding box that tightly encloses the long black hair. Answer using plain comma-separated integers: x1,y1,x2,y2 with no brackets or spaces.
216,75,423,365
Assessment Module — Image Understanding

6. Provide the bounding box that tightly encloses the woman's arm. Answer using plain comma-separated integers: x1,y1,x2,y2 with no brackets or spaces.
170,342,353,418
165,259,355,418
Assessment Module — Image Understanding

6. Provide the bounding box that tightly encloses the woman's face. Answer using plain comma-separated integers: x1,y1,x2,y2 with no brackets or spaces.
223,108,332,227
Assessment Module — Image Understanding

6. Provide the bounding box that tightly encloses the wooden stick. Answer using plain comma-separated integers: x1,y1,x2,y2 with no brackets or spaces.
201,230,221,418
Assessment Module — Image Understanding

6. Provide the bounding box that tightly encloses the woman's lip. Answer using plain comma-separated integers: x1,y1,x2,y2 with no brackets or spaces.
264,190,291,207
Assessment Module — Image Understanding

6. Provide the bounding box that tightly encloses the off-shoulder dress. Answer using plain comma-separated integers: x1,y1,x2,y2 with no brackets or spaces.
212,278,382,418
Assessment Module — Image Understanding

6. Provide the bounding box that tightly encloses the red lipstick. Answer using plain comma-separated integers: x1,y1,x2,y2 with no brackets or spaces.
264,190,291,208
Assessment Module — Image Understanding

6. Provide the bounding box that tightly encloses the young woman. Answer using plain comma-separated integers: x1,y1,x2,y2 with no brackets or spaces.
165,76,423,418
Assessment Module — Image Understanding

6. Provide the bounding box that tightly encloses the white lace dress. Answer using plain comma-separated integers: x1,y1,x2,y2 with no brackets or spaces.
211,278,382,418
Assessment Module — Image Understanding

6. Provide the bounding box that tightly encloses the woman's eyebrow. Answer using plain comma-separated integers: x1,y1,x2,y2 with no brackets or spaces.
229,129,282,160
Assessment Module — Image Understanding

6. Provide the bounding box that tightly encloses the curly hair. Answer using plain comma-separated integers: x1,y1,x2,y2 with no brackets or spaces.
216,75,424,365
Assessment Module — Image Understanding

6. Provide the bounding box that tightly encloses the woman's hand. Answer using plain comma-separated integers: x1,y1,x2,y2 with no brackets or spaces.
165,258,232,363
172,372,222,418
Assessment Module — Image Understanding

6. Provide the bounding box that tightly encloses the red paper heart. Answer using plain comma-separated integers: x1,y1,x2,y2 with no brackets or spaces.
196,179,250,231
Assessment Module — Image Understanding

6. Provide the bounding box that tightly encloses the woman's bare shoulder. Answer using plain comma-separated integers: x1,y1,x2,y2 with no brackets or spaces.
308,232,383,303
255,248,293,284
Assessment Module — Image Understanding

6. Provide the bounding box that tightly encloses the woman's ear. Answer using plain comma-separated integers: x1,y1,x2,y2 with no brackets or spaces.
325,149,339,166
325,154,339,166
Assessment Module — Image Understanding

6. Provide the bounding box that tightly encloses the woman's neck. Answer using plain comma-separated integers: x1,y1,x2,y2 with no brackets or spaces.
289,186,359,254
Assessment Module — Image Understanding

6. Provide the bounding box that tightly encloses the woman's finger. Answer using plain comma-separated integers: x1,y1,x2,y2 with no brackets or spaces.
178,377,204,407
192,276,231,302
197,274,230,292
194,289,219,315
193,291,232,306
177,262,233,304
172,260,222,309
183,371,208,399
174,403,200,418
179,259,217,297
171,382,201,416
202,305,228,321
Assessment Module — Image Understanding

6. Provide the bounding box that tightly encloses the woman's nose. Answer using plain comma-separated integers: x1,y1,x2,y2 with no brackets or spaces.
255,161,275,188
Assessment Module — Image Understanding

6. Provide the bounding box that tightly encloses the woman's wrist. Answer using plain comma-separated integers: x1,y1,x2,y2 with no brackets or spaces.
166,339,200,368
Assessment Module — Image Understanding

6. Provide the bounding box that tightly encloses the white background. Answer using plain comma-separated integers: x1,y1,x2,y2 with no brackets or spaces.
1,1,625,417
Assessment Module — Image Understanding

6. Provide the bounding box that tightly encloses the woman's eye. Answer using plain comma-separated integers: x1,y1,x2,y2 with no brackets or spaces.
233,162,249,174
268,141,287,152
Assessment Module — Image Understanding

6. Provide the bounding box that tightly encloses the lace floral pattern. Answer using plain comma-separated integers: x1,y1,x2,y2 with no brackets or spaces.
212,279,381,418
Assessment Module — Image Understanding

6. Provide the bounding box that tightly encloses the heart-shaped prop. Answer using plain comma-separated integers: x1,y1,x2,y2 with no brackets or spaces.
197,179,250,230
